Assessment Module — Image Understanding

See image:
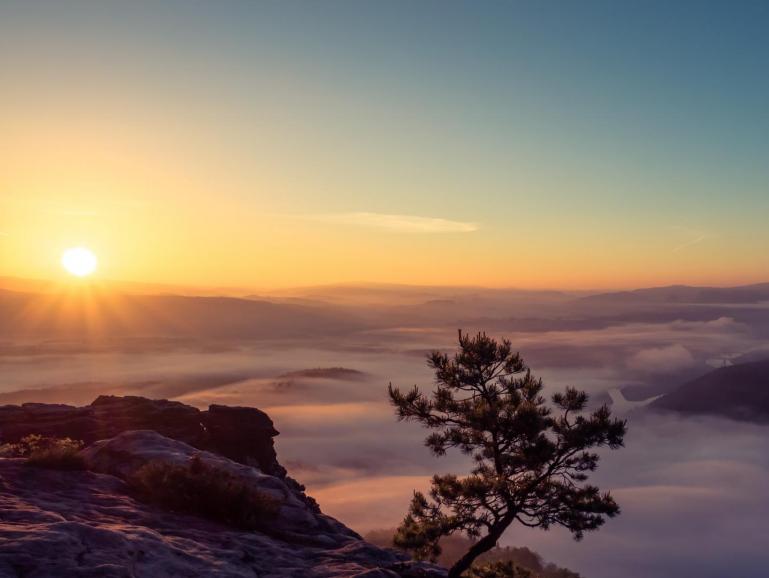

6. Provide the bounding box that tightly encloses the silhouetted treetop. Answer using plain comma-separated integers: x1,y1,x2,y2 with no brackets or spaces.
388,331,627,578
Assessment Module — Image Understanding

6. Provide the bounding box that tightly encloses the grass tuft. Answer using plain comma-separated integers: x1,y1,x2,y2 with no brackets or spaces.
0,434,86,470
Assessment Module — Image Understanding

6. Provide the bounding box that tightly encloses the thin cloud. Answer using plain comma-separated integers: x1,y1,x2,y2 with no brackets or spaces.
670,226,710,253
673,234,706,253
305,212,479,233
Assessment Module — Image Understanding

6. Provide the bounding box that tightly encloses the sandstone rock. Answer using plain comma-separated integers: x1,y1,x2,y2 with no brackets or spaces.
81,430,345,544
0,440,446,577
0,396,282,476
0,397,447,577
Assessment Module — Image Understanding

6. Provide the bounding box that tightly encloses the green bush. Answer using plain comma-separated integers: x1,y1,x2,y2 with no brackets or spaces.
130,454,280,529
0,434,85,470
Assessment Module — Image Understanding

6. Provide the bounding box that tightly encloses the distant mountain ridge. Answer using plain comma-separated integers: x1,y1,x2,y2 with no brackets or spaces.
0,288,366,341
581,283,769,305
650,359,769,422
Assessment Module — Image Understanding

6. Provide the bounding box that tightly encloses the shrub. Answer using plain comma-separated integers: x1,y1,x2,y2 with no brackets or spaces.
467,560,534,578
364,529,582,578
130,454,280,529
27,443,86,470
0,442,19,458
0,434,86,470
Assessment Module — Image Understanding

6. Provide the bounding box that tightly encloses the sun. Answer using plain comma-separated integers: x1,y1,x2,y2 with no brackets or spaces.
61,247,98,277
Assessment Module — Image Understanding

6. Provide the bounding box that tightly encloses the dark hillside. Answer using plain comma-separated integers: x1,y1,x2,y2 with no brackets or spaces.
650,359,769,422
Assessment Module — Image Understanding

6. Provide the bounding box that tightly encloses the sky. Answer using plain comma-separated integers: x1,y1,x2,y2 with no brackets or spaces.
1,0,768,289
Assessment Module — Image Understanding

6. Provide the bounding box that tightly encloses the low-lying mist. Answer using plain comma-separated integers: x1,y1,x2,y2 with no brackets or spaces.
2,282,769,577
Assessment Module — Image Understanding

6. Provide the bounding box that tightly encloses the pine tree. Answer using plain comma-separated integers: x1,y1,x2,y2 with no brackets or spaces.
388,331,626,578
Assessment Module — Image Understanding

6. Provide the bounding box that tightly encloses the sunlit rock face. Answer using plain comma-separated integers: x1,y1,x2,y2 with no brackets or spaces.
0,429,445,577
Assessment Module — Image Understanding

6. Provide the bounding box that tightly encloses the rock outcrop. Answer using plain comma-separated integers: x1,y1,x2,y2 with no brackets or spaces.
81,431,348,547
0,396,445,577
0,433,444,577
0,396,283,476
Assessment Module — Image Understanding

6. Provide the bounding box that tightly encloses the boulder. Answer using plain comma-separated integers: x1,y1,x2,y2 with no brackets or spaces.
81,430,345,544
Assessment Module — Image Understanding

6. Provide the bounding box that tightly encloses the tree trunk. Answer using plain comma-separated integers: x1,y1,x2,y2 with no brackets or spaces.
447,515,514,578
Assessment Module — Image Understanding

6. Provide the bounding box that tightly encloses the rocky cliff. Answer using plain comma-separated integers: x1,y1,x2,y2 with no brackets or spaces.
0,397,444,578
0,395,282,476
